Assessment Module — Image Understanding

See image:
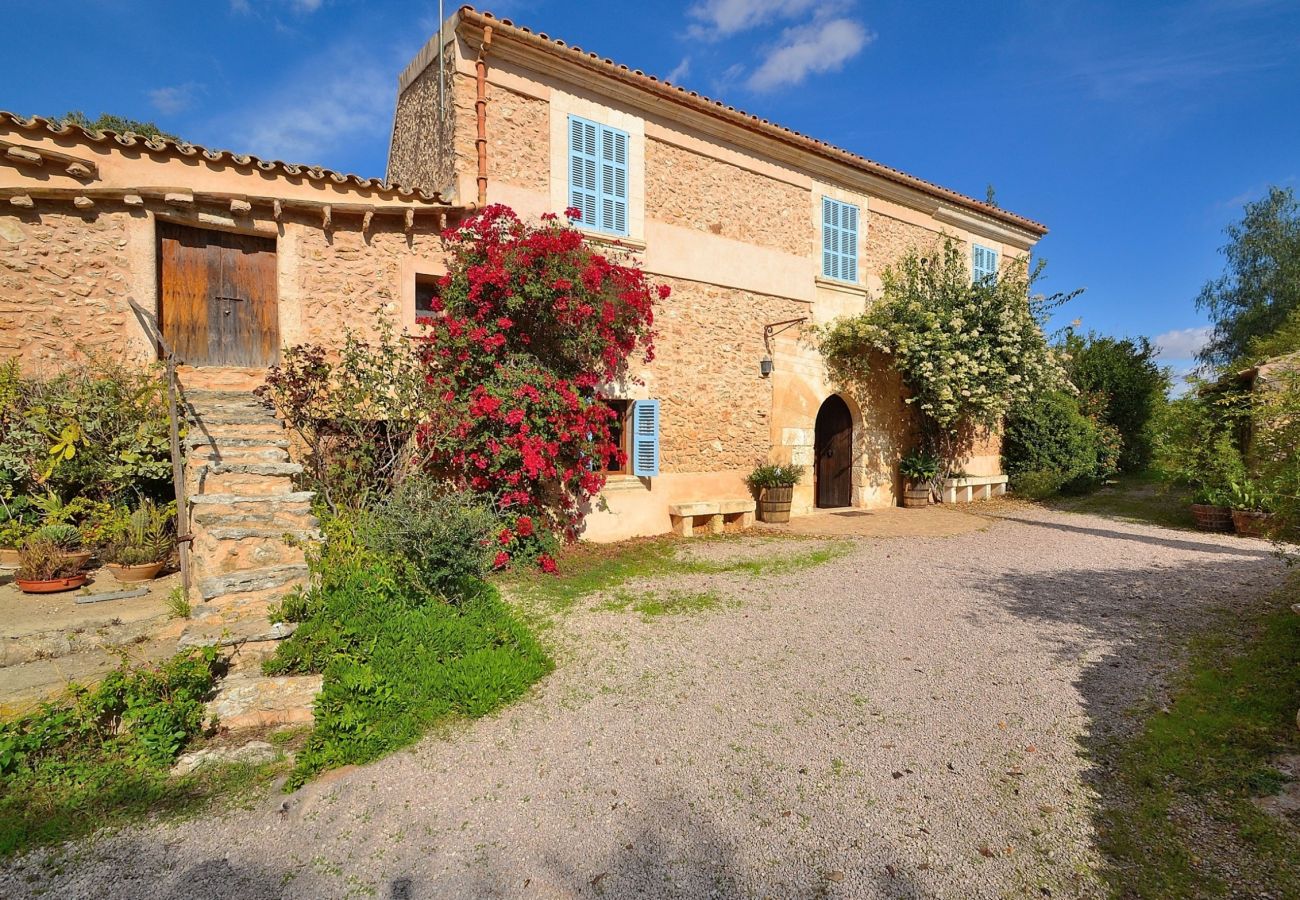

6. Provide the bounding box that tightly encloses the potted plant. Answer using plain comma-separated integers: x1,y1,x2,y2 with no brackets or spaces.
747,463,804,523
102,500,174,582
1227,479,1272,538
1190,486,1234,532
31,523,92,570
899,451,940,509
14,538,89,593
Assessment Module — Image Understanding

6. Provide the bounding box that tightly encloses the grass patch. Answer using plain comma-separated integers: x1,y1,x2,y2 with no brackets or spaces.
597,588,727,617
265,522,553,789
1047,471,1195,530
0,647,287,859
504,534,851,618
1099,584,1300,897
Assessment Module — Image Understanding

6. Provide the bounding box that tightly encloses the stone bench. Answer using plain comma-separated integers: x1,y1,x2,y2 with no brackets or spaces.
941,474,1009,504
668,499,756,537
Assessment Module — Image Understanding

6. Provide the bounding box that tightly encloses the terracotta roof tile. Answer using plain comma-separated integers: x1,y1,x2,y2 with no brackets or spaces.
0,111,449,204
458,6,1047,237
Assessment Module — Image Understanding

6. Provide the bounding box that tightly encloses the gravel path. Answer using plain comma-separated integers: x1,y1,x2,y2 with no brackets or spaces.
2,506,1288,899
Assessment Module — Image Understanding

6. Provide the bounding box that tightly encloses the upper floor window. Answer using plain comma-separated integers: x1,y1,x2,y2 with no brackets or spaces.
972,244,999,284
821,197,859,283
568,115,628,237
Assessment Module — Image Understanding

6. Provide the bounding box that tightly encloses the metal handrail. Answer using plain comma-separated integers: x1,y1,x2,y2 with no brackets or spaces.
127,298,192,601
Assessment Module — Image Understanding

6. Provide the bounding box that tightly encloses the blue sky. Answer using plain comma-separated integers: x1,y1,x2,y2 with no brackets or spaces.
7,1,1300,379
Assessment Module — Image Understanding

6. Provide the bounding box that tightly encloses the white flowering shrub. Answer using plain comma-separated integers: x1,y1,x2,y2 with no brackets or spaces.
818,238,1072,471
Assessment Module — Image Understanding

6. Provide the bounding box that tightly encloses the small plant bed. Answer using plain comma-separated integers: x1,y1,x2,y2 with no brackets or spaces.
261,507,555,790
0,648,288,859
1098,584,1300,897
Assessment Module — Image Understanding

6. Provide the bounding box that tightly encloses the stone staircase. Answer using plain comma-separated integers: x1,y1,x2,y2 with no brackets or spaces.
178,384,322,728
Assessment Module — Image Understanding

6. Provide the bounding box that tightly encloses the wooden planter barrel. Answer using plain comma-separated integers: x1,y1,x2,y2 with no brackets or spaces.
902,486,930,509
757,485,794,523
1231,509,1271,538
1190,503,1233,533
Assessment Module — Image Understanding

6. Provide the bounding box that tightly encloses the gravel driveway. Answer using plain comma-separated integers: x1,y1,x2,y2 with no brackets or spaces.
1,505,1287,899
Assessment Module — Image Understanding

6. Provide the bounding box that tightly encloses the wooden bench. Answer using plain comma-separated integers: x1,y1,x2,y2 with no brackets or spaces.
941,474,1009,503
668,499,756,537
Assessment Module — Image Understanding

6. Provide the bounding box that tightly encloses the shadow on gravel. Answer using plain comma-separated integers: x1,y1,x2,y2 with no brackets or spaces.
990,514,1278,558
971,524,1286,891
151,857,287,899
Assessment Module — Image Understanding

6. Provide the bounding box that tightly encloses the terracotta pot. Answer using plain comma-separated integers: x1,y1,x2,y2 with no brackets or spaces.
1190,503,1233,533
1231,509,1271,538
16,574,88,594
902,487,930,509
57,550,93,570
757,485,794,523
0,547,20,568
106,561,165,582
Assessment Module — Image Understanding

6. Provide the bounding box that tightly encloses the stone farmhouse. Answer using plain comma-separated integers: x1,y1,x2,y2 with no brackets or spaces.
387,7,1048,540
0,6,1048,552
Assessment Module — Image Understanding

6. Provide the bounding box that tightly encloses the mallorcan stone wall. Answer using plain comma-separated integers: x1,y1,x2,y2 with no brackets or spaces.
0,208,137,370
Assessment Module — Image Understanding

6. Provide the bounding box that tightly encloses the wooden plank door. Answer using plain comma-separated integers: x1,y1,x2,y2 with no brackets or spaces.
159,222,278,367
815,395,853,508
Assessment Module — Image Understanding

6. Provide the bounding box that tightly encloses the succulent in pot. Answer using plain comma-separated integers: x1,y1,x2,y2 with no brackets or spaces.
102,500,175,582
899,451,940,508
31,523,92,570
15,538,88,593
746,463,804,524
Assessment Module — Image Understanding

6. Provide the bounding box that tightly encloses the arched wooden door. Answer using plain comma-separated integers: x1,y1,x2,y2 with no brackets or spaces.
815,395,853,508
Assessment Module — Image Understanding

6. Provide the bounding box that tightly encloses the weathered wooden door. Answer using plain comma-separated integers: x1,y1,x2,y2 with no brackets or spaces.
815,394,853,508
158,222,278,366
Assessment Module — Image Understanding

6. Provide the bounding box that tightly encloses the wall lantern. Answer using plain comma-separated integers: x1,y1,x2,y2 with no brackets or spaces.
760,317,807,379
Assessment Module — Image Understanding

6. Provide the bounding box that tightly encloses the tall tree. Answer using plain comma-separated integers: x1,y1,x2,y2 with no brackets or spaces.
1197,186,1300,368
1061,330,1170,472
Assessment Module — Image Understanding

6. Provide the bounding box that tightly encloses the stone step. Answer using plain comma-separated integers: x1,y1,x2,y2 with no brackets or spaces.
193,471,297,497
203,526,321,542
190,491,315,509
188,445,291,465
190,508,320,532
177,366,266,393
178,615,298,649
190,532,312,581
197,563,310,602
192,461,303,477
186,409,281,427
206,673,321,730
186,434,290,450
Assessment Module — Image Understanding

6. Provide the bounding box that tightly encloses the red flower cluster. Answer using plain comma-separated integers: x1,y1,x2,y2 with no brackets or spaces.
417,205,662,566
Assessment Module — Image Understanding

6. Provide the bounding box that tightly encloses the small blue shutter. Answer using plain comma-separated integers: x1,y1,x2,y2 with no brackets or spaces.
599,126,629,236
568,116,598,228
568,116,629,236
821,197,859,282
631,399,660,477
972,244,999,284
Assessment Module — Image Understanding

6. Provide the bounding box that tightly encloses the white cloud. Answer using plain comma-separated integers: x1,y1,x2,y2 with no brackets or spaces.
1153,325,1213,361
227,47,391,164
230,0,324,14
687,0,825,38
747,17,872,91
666,57,691,83
149,84,199,115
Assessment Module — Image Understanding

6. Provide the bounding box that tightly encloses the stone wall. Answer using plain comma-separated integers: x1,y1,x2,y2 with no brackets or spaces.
486,84,550,195
0,208,137,371
388,43,461,194
863,211,943,282
645,277,804,473
646,138,811,257
294,221,446,346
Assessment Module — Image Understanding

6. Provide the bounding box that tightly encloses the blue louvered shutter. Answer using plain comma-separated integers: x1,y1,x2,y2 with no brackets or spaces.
631,399,660,477
972,244,999,284
599,126,629,236
568,116,598,229
821,197,858,282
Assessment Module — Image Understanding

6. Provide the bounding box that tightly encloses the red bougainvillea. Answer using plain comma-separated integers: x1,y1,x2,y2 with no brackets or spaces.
416,205,661,564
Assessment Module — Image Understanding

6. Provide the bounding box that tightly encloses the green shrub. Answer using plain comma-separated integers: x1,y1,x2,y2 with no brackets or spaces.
1003,390,1116,496
0,357,173,506
366,475,500,597
745,463,804,489
264,516,552,788
1061,331,1170,472
1010,469,1068,500
0,648,219,856
1151,392,1247,498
